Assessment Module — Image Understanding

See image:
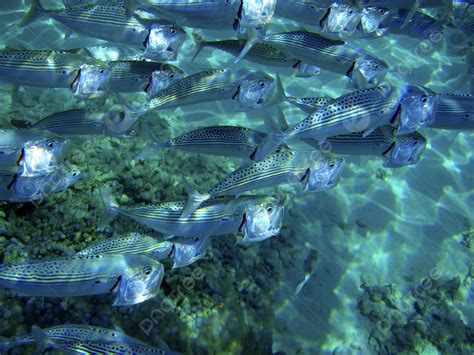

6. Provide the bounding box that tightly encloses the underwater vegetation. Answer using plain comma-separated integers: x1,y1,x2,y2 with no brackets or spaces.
0,0,473,354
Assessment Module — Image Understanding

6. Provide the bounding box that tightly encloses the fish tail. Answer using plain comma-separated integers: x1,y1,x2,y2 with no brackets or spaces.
21,0,45,27
191,32,206,62
98,185,120,229
0,336,13,354
274,73,287,102
180,179,210,219
31,326,53,355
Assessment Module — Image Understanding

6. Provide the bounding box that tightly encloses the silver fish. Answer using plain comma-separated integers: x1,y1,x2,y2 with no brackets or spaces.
303,126,426,167
0,323,147,354
320,2,362,36
101,189,284,243
0,254,164,306
108,60,183,94
192,34,300,68
385,9,443,38
396,85,438,135
76,232,173,259
360,6,392,33
263,31,388,88
0,129,65,177
22,1,186,61
145,125,267,159
143,69,282,112
29,107,139,137
254,85,401,160
180,151,344,218
0,165,80,202
428,93,474,130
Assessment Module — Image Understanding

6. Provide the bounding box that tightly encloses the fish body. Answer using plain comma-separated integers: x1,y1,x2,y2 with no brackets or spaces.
289,85,401,141
46,339,176,354
108,60,183,93
354,0,445,9
144,69,279,112
3,323,147,352
102,190,284,242
0,254,164,306
0,165,80,202
153,126,267,158
76,232,173,259
193,36,300,67
253,85,401,160
0,49,85,88
302,126,426,167
135,0,241,29
385,9,442,38
429,94,474,130
63,0,126,6
0,129,65,177
264,31,387,87
29,108,138,137
23,1,186,61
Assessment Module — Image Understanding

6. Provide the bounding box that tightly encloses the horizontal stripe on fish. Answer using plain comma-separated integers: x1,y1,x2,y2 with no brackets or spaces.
429,94,474,130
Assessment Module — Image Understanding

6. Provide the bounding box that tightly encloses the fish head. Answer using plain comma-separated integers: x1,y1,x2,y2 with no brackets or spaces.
41,164,81,195
360,6,391,33
240,0,277,28
145,66,184,98
384,132,426,168
351,55,388,88
104,105,139,136
236,72,277,109
305,155,345,192
397,85,438,135
71,64,112,99
21,136,66,177
172,236,208,269
144,23,186,61
243,197,284,243
114,258,164,306
322,3,361,36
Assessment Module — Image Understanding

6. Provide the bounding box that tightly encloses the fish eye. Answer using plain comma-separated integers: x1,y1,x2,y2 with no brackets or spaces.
329,162,335,168
99,69,104,74
259,81,265,87
72,172,78,177
266,206,273,212
169,73,175,78
143,266,152,275
47,141,54,148
170,28,176,34
413,140,418,145
421,97,427,103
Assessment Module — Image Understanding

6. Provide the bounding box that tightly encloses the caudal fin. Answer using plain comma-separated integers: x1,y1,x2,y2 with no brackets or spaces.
179,179,210,219
97,185,120,230
191,32,206,62
21,0,45,27
31,325,53,355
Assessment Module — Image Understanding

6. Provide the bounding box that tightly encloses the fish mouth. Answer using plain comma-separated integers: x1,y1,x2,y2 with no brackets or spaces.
70,68,81,93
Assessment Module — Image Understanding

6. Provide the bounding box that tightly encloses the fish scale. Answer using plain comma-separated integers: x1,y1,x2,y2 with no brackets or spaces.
288,85,401,140
54,340,169,354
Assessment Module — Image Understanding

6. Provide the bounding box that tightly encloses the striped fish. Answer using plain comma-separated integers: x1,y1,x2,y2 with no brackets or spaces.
172,236,209,268
180,150,344,218
143,69,281,112
192,34,300,67
0,164,81,202
263,30,388,88
44,339,178,354
396,85,438,134
0,254,164,306
28,108,138,137
286,96,334,113
253,85,401,160
76,232,173,259
429,94,474,130
131,0,241,30
71,63,113,99
0,324,148,354
22,1,186,61
0,49,86,88
0,129,65,177
302,125,426,167
101,189,284,242
148,126,267,158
